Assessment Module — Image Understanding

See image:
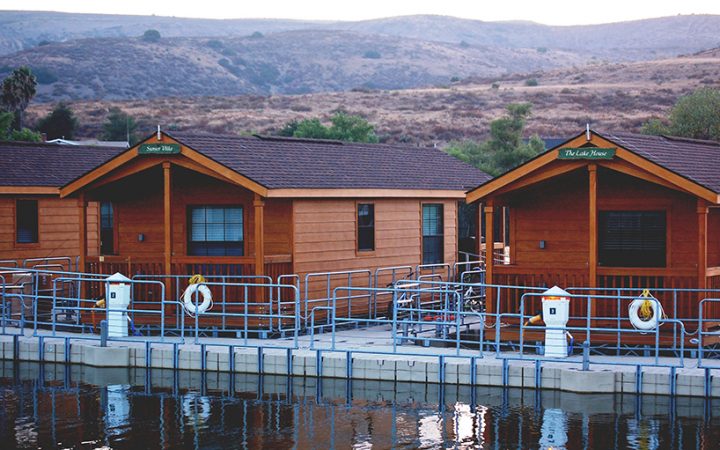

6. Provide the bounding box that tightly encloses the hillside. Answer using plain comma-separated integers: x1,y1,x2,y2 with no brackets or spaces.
24,50,720,146
1,11,719,58
0,31,586,100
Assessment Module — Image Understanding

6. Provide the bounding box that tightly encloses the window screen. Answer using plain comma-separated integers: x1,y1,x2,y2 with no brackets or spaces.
100,201,115,254
357,203,375,251
16,200,38,244
598,211,666,267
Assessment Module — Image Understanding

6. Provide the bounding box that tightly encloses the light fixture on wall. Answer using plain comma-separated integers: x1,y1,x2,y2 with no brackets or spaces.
138,233,145,242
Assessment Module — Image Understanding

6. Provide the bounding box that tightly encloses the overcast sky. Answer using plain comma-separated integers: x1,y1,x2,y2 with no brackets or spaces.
1,0,718,25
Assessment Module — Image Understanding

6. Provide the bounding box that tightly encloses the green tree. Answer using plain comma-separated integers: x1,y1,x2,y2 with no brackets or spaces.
1,66,37,130
642,87,720,141
142,29,161,43
0,110,41,141
102,107,138,144
277,120,299,137
445,103,543,176
293,118,329,140
640,117,669,136
37,102,79,140
280,113,379,143
9,128,41,142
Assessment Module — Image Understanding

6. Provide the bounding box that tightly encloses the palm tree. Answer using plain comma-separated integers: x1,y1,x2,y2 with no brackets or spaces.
1,66,37,130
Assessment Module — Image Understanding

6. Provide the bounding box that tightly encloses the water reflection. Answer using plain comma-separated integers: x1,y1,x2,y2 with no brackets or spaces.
0,361,718,449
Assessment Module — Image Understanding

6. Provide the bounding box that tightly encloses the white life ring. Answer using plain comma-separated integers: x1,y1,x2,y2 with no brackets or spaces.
628,297,662,330
183,284,212,314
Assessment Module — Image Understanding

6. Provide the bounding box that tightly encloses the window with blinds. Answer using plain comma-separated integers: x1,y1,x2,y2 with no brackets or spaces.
16,200,38,244
188,206,244,256
357,203,375,252
598,211,666,267
422,204,444,264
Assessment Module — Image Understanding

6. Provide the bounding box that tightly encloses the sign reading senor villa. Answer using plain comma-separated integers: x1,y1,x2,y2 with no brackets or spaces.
557,147,616,160
138,143,181,155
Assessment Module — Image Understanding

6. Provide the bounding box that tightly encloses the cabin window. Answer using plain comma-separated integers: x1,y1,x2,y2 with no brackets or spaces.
422,204,444,264
100,202,116,255
599,211,666,267
357,203,375,252
16,200,38,244
188,206,244,256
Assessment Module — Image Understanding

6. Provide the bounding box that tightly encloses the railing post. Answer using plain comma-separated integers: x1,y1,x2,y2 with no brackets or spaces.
100,320,108,347
582,341,590,371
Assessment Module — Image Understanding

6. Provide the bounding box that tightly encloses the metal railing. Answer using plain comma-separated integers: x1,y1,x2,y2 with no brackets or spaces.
4,262,720,384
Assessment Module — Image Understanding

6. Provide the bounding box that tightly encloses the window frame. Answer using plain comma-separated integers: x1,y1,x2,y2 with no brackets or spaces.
421,203,444,265
186,205,246,257
15,199,39,245
597,209,668,268
356,202,376,254
99,201,118,255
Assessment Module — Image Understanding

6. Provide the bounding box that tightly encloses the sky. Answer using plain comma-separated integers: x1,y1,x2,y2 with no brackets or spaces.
0,0,719,25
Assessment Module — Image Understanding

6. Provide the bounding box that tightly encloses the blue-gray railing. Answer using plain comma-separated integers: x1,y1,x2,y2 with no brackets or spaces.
4,263,720,383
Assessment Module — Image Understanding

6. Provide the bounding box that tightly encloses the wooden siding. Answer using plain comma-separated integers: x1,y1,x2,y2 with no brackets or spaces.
506,170,589,268
92,166,258,260
0,196,98,262
294,198,456,274
504,167,700,271
708,208,720,267
293,198,458,313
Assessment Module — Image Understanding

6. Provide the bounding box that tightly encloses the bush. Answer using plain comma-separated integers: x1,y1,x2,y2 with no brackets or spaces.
363,50,381,59
525,78,539,87
142,29,161,43
206,40,224,50
249,31,264,39
491,82,500,89
31,67,58,84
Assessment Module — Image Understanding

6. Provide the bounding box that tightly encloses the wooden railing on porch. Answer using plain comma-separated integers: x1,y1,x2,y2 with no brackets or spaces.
493,265,702,321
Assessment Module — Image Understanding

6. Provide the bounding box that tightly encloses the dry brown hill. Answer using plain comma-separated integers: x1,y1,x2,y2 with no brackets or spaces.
1,31,586,100
24,50,720,146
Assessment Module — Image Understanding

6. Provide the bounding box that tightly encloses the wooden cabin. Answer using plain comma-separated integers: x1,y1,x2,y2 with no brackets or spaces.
0,141,122,268
466,129,720,325
44,130,487,327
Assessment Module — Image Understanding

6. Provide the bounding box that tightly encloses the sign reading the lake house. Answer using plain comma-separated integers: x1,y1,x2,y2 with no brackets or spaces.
557,147,616,160
138,143,181,155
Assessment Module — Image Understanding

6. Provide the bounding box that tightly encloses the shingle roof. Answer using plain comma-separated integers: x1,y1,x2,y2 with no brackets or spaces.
600,132,720,194
0,141,124,187
170,133,491,191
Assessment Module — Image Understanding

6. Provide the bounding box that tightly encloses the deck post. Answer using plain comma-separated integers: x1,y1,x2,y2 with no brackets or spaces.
475,202,483,258
78,193,87,274
163,162,172,284
698,200,708,291
588,164,598,318
484,200,494,315
254,193,265,277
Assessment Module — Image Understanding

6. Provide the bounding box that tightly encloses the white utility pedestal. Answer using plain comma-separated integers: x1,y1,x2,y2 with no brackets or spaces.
106,272,131,337
541,285,570,358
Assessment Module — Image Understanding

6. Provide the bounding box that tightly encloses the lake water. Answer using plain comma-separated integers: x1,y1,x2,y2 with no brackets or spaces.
0,362,718,449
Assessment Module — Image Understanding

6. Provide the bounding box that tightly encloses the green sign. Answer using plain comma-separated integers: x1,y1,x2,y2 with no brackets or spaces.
138,143,180,155
557,147,616,160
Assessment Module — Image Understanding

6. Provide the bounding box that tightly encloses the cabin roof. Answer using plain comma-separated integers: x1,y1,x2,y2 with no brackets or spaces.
168,132,491,191
0,140,124,187
467,130,720,204
601,132,720,194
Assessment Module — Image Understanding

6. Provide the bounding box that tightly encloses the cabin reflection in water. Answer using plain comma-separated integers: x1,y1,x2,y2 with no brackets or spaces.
0,363,718,449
